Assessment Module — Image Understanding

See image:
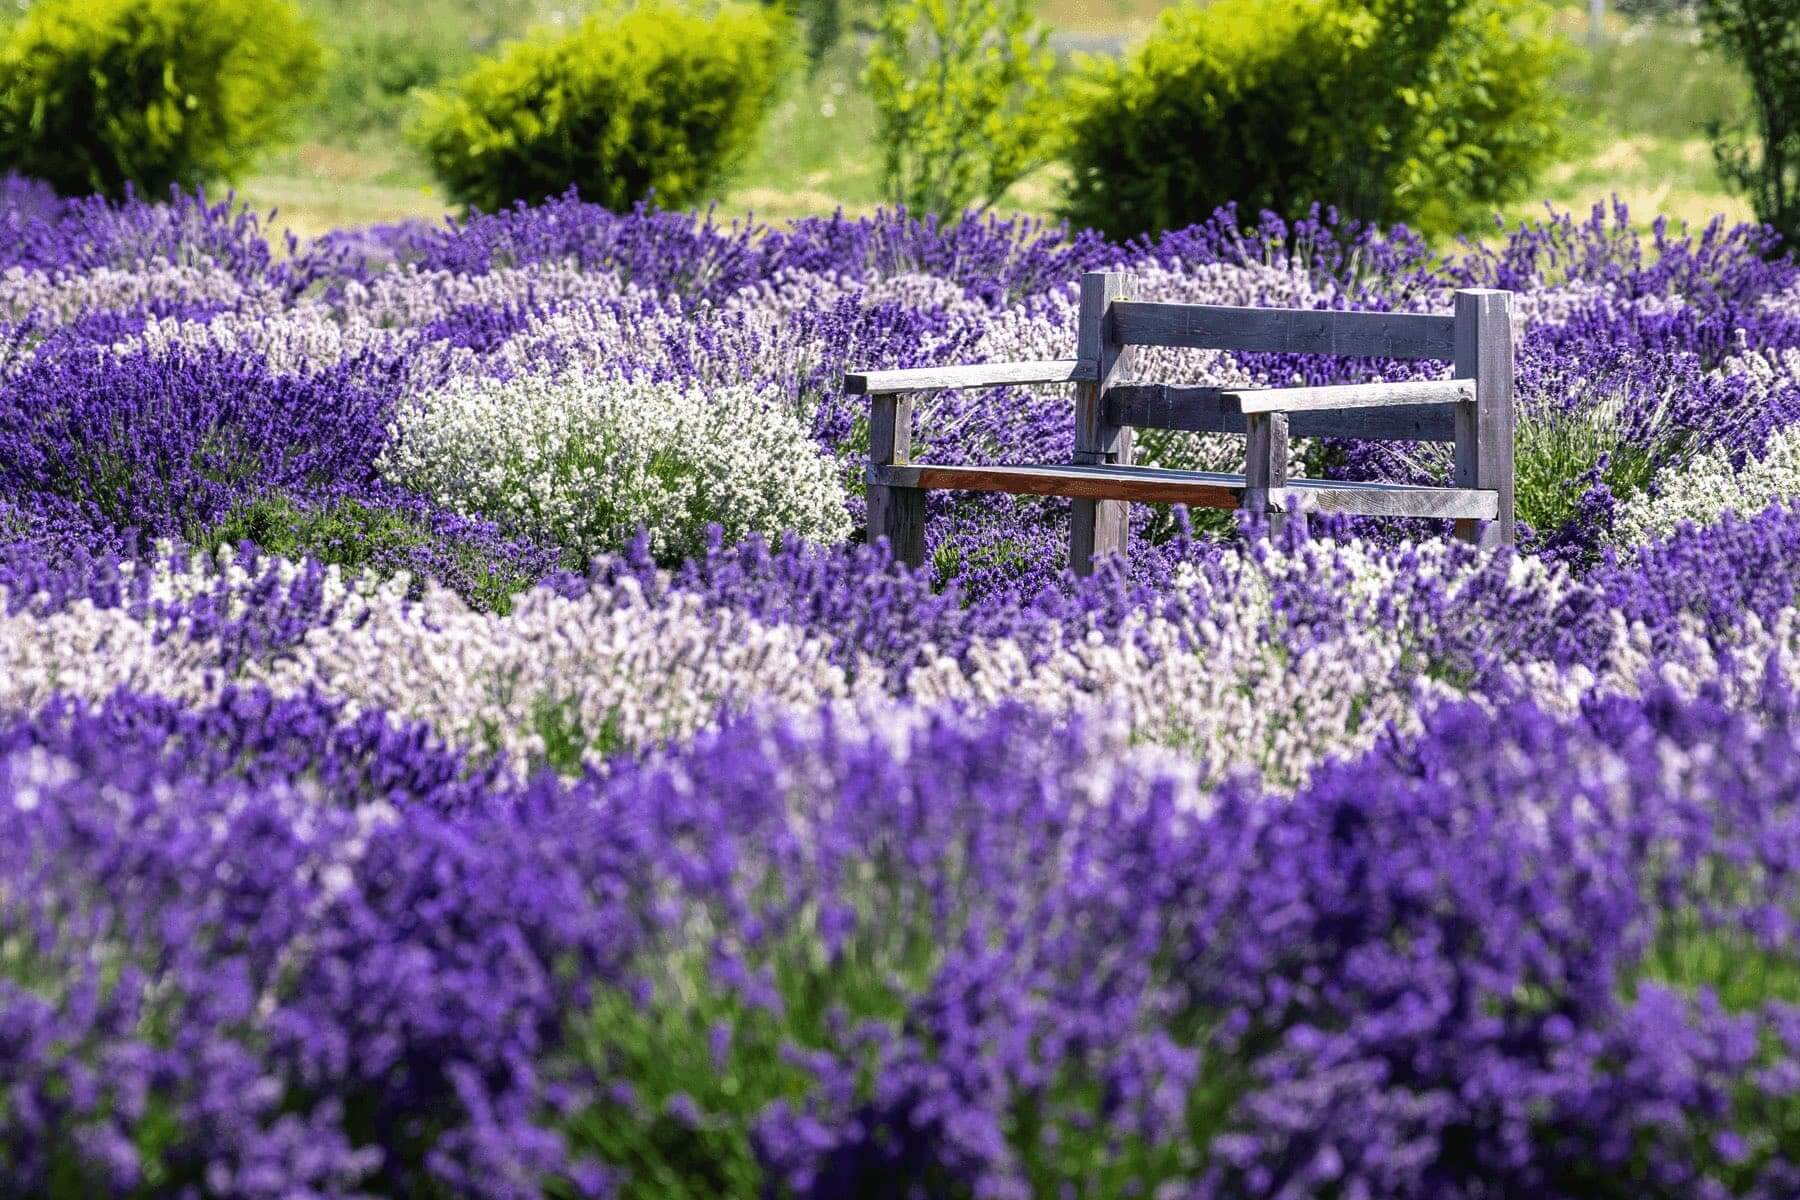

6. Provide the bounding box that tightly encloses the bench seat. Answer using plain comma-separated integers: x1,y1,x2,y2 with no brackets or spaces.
866,462,1499,520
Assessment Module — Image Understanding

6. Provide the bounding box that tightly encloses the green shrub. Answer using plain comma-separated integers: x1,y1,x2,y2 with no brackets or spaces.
1059,0,1568,240
1700,0,1800,250
863,0,1060,219
200,494,538,613
412,2,788,214
0,0,322,199
300,0,538,143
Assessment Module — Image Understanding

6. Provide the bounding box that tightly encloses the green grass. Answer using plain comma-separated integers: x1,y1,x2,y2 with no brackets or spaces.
229,0,1760,245
728,45,886,220
1495,8,1755,235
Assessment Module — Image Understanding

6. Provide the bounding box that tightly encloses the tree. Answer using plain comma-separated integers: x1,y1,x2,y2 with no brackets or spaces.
863,0,1060,220
1700,0,1800,249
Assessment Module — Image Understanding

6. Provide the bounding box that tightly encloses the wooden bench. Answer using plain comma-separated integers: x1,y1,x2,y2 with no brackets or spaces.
845,271,1516,575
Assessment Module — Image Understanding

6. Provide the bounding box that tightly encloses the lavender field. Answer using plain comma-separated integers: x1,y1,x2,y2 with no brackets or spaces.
8,177,1800,1198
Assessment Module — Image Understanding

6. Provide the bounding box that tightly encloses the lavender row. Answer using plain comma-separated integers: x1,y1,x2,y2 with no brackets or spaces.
8,670,1800,1197
6,503,1800,782
7,187,1800,589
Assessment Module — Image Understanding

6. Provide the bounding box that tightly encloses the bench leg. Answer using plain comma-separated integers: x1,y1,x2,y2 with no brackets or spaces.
1070,498,1128,576
868,482,927,570
1453,288,1516,550
1244,412,1289,542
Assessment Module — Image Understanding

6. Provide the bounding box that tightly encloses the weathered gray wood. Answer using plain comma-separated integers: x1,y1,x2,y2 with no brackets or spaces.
1226,378,1475,414
1072,271,1137,574
866,391,923,566
1071,494,1131,572
851,281,1516,567
1452,289,1516,547
1111,301,1458,360
1272,481,1497,520
1243,411,1293,538
1106,385,1459,442
1075,274,1137,459
866,463,1499,519
866,481,927,569
869,393,913,466
845,358,1096,395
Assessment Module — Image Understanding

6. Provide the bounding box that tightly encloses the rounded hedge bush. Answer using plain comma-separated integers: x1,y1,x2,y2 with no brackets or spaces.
412,2,788,214
1060,0,1566,240
0,0,323,200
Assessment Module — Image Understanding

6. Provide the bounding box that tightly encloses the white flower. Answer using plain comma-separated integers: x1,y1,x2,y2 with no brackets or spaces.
1612,424,1800,551
379,370,852,560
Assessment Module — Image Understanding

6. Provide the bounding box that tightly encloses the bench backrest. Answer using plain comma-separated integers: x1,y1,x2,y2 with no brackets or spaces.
1072,271,1516,548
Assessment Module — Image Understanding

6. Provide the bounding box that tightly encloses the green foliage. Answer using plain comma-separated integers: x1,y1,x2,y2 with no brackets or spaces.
1059,0,1569,240
562,972,812,1199
199,493,535,613
312,28,461,141
0,0,322,199
863,0,1060,219
1604,914,1800,1196
1511,403,1658,539
557,854,1218,1197
1641,915,1800,1013
1560,19,1746,141
1617,0,1696,16
528,697,625,773
560,891,930,1198
1700,0,1800,249
411,2,788,214
792,0,846,72
297,0,540,142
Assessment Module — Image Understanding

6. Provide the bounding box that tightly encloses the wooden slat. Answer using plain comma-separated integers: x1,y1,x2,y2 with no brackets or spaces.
1225,378,1475,414
1276,480,1497,520
865,463,1497,519
871,463,1247,507
1106,384,1458,442
845,358,1096,395
1110,301,1457,360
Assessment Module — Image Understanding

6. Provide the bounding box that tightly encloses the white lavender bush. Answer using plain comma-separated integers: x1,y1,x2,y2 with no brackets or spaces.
1612,424,1800,551
380,370,852,561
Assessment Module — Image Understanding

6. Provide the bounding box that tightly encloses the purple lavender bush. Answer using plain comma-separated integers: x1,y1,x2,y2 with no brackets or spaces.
8,689,1800,1197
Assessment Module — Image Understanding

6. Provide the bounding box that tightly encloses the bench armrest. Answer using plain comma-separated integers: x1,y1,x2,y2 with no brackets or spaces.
1222,378,1475,414
845,358,1097,396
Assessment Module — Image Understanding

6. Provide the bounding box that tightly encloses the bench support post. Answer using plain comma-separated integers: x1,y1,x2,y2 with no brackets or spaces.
1071,270,1137,575
1243,411,1295,540
867,392,926,569
1452,289,1516,548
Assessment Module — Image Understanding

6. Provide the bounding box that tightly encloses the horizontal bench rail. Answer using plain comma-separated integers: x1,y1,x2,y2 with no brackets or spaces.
1225,378,1475,414
867,462,1497,520
845,358,1096,396
1110,301,1458,361
1106,385,1458,442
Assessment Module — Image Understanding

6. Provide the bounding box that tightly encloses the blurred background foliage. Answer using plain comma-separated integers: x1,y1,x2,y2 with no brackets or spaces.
411,2,789,213
0,0,1777,246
